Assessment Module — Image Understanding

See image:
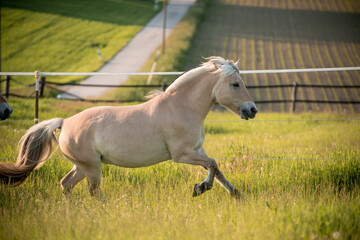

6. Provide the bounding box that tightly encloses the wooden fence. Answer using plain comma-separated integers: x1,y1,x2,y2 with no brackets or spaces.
1,75,360,113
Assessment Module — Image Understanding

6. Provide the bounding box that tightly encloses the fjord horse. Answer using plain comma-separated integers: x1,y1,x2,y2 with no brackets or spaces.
0,94,12,120
0,57,257,198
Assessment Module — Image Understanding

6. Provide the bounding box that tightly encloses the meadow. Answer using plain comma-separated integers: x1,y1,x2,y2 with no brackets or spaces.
1,0,159,85
1,0,360,238
0,98,359,239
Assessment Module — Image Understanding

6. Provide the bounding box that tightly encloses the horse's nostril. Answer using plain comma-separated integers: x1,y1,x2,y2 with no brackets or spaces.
250,107,257,114
4,109,10,116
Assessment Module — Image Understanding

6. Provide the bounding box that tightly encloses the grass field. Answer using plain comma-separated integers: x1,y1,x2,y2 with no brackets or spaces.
1,1,359,238
1,98,360,239
1,0,159,86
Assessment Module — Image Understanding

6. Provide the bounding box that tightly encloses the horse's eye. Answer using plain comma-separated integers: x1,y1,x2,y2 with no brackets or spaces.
232,82,239,88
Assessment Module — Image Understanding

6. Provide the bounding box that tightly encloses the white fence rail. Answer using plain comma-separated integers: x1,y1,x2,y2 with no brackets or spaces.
1,67,360,123
1,66,360,77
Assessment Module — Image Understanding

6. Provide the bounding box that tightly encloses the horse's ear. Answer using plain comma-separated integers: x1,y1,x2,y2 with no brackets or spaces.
213,63,220,69
235,59,240,67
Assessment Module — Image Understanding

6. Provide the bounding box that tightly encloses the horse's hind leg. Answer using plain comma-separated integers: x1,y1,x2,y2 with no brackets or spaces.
60,148,103,198
80,160,102,197
59,125,103,198
60,161,102,198
60,164,85,197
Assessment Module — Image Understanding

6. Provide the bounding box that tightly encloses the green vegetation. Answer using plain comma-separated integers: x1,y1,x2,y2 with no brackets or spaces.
1,0,359,237
1,0,159,84
1,98,359,239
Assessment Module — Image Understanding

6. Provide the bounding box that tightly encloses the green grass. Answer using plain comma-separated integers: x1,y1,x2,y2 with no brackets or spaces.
1,0,159,85
1,98,360,239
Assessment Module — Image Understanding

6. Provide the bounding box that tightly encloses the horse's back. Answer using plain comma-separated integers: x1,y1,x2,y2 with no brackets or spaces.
59,104,171,167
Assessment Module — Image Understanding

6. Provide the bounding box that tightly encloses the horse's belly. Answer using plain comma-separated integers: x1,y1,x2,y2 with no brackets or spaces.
99,141,171,168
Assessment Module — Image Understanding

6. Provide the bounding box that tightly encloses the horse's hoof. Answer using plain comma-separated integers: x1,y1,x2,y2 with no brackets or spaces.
231,188,242,200
192,182,213,197
192,183,205,197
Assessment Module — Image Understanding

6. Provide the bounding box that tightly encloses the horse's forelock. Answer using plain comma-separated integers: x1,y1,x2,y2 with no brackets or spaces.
203,56,240,77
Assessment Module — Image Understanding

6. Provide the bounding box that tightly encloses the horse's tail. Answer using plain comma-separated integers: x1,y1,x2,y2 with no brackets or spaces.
0,118,63,185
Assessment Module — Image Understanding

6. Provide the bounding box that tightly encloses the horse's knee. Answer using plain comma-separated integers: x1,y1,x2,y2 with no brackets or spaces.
207,159,218,171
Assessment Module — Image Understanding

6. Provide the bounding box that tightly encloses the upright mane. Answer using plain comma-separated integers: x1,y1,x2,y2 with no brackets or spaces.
202,56,240,77
145,56,240,99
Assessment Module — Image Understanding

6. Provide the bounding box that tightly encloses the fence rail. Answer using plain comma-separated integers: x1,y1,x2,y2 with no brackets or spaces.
1,67,360,119
2,75,360,106
1,66,360,76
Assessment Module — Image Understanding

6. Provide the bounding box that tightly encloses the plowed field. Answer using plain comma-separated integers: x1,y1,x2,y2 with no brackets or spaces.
184,0,360,112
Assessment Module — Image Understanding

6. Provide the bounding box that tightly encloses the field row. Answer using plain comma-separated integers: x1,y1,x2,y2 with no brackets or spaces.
184,0,360,112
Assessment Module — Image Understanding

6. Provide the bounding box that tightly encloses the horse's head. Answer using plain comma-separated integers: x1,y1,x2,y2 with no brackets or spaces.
0,94,13,120
209,57,257,120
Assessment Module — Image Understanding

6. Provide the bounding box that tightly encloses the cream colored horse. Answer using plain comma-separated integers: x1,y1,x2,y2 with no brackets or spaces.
0,57,257,198
0,94,12,120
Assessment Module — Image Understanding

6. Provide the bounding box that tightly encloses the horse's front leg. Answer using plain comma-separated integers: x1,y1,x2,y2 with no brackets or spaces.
198,147,241,199
172,147,218,197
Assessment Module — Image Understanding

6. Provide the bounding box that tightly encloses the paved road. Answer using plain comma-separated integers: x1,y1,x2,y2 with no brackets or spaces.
58,0,195,99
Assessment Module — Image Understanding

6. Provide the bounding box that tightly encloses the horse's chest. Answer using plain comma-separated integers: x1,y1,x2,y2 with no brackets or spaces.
184,126,205,151
193,133,204,151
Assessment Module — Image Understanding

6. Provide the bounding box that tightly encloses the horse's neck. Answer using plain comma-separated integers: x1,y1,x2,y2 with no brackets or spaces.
167,72,218,122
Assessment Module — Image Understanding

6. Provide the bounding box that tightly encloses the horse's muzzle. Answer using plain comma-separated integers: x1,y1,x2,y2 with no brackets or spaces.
0,104,13,120
240,102,257,120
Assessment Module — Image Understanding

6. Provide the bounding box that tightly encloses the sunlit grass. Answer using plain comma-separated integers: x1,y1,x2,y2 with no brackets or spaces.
1,0,159,86
0,98,359,239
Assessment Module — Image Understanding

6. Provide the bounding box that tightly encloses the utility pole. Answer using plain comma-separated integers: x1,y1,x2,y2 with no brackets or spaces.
162,0,167,54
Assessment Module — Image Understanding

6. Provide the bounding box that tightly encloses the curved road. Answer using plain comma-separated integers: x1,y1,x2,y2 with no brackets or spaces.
58,0,195,99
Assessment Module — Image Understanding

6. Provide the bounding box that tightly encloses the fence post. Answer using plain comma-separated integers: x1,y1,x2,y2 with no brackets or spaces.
161,82,167,91
34,71,40,124
147,51,160,85
291,81,298,113
40,76,46,97
4,75,10,98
